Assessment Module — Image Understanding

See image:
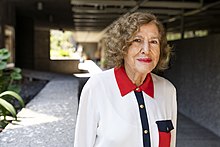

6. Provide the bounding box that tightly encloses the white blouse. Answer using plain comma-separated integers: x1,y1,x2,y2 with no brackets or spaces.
74,68,177,147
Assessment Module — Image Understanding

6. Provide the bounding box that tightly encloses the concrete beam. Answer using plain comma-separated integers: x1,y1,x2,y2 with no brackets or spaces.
72,6,182,15
71,0,201,9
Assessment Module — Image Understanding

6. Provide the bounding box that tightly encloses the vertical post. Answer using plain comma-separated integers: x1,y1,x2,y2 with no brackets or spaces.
0,0,3,48
0,25,3,48
0,0,7,48
180,10,185,40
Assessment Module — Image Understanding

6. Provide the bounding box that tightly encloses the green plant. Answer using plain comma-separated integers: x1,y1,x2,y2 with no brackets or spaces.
0,48,24,129
0,91,24,120
0,48,22,93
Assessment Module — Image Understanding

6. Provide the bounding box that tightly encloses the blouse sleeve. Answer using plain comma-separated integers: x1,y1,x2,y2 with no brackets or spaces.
74,79,100,147
170,87,177,147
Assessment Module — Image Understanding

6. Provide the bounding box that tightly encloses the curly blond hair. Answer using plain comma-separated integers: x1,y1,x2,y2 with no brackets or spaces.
104,12,172,72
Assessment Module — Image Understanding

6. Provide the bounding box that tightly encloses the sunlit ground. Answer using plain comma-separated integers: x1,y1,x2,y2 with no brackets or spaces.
4,108,61,130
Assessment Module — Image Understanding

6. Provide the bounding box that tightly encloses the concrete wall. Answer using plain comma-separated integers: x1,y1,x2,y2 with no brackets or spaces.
34,29,50,71
165,34,220,137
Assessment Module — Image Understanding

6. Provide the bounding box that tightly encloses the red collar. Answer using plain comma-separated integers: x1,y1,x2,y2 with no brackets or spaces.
114,67,154,98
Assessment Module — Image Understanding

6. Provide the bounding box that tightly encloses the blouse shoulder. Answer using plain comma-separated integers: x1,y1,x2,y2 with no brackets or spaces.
84,68,114,88
150,73,176,91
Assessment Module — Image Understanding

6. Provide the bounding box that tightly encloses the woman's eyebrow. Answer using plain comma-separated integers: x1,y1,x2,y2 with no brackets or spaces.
132,35,143,38
134,35,159,40
134,35,142,37
150,37,159,40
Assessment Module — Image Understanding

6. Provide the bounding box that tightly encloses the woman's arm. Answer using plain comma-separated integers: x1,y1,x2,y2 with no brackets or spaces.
74,81,99,147
170,87,177,147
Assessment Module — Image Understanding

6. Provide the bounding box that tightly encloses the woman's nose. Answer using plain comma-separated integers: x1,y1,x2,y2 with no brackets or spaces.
141,41,150,54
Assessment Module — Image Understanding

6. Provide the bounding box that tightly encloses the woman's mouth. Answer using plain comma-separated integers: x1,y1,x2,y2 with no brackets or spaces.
137,58,152,63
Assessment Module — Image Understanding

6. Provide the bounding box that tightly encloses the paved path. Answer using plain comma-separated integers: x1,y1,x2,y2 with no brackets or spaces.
0,70,79,147
0,70,220,147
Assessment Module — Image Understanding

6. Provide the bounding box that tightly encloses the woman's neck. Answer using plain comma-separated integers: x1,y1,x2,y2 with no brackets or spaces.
124,66,148,87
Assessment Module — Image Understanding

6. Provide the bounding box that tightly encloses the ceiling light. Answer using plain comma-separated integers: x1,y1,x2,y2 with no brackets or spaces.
37,2,43,11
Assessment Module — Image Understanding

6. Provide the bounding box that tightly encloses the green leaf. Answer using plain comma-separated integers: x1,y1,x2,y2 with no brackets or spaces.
10,72,22,80
13,68,21,73
0,91,24,107
0,98,16,118
0,48,10,62
0,53,10,61
0,62,7,70
0,48,7,52
0,48,7,54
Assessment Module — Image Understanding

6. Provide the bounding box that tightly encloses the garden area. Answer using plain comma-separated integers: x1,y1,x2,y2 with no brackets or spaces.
0,48,48,132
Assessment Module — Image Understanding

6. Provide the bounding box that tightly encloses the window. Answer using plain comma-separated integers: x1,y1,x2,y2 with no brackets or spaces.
50,29,82,60
167,30,208,41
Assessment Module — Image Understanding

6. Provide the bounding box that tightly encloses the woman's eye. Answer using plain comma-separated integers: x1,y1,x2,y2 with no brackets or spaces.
150,40,159,44
133,39,141,42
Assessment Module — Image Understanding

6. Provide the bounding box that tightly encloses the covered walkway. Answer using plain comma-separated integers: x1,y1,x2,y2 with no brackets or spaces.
0,70,220,147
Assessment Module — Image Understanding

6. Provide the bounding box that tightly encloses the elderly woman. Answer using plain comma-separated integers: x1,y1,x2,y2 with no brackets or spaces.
74,12,177,147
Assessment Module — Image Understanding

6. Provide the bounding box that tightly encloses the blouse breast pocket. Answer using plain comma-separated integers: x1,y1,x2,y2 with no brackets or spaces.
156,120,174,147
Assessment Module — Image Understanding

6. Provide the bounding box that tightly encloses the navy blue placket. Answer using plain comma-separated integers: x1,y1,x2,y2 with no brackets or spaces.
134,91,151,147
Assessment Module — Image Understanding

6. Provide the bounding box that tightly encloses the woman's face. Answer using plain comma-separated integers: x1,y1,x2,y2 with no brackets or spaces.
124,22,160,75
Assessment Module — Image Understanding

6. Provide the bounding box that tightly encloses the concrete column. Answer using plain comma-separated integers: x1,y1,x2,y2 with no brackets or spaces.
15,14,34,69
34,29,50,71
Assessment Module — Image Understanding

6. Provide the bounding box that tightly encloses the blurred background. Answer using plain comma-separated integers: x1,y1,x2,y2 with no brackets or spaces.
0,0,220,146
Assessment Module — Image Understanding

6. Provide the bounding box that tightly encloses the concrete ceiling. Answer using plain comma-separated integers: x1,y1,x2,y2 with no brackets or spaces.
9,0,220,42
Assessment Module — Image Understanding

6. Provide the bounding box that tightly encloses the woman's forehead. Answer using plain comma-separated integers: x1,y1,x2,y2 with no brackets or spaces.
132,23,160,38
